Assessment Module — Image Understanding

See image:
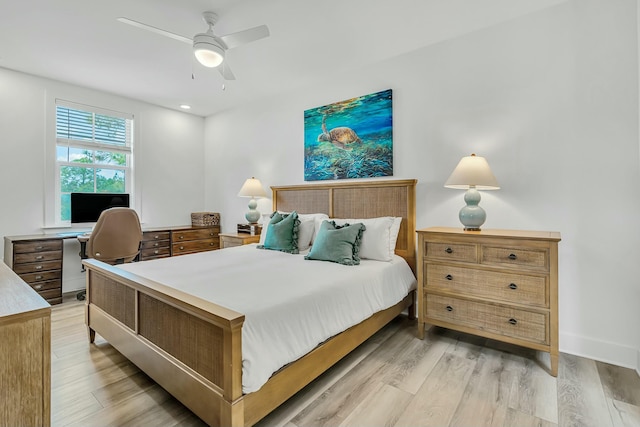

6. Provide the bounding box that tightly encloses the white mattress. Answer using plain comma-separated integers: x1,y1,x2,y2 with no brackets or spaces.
118,244,416,393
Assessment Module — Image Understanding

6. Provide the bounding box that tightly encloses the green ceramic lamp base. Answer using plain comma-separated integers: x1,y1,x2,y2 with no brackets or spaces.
459,187,486,231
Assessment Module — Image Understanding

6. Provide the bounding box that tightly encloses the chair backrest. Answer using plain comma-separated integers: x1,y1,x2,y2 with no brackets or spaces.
86,207,143,264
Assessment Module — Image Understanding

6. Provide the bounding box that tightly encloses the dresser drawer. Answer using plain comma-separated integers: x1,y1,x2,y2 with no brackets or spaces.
29,279,62,294
425,241,477,263
172,239,219,255
38,287,63,301
425,263,547,307
172,227,219,242
142,231,171,242
481,245,548,271
140,247,171,259
14,250,62,264
19,270,62,284
426,294,548,345
140,239,170,250
13,240,62,253
13,261,61,275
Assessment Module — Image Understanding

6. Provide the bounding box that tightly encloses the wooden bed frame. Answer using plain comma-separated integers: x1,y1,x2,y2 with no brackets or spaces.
83,179,417,426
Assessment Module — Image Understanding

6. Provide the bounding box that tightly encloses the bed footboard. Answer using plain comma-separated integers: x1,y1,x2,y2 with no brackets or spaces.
84,259,415,427
84,259,245,427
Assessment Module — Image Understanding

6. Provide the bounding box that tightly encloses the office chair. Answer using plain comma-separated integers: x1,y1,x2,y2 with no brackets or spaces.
77,207,143,301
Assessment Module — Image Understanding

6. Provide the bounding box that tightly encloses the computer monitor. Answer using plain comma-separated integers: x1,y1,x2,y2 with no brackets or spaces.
70,193,130,223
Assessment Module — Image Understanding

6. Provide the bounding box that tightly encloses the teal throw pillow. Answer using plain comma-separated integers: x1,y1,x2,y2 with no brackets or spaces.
257,211,300,254
304,220,366,265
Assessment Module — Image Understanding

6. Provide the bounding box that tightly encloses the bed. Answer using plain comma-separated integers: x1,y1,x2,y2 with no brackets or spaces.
83,179,417,426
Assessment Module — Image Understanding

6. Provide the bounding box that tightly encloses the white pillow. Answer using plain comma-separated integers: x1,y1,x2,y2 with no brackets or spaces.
296,218,316,250
330,217,402,262
298,213,329,245
260,212,329,250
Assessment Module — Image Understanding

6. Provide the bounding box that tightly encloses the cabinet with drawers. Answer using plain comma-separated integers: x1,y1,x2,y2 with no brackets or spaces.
6,238,63,305
417,227,561,376
139,230,172,261
171,226,220,256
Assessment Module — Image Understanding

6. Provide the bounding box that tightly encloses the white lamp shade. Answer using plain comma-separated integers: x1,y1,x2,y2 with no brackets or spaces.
444,154,500,190
238,177,267,198
193,33,225,67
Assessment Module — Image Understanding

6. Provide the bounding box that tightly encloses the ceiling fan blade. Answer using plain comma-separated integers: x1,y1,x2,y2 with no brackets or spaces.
117,17,193,45
220,25,269,49
218,62,236,80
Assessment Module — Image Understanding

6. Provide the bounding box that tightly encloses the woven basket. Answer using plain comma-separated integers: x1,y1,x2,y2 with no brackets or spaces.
191,212,220,227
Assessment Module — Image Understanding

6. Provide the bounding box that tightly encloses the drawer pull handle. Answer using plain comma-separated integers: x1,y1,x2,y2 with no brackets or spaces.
35,255,44,260
508,253,517,260
179,236,184,239
35,246,44,250
34,284,43,290
210,242,214,246
35,275,43,280
446,305,454,312
154,250,159,254
445,274,453,280
35,265,43,270
154,235,160,239
445,247,453,254
509,283,518,290
153,243,159,247
508,318,518,325
179,246,184,250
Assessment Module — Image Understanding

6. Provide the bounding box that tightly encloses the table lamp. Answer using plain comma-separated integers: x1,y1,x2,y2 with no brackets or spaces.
444,153,500,231
238,177,267,224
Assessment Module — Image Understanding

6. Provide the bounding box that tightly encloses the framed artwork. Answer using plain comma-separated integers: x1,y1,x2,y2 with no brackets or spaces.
304,89,393,181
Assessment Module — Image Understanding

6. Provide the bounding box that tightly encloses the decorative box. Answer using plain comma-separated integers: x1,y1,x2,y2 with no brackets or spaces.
237,223,262,235
191,212,220,227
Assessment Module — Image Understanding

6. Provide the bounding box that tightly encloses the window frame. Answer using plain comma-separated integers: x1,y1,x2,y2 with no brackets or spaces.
47,98,135,227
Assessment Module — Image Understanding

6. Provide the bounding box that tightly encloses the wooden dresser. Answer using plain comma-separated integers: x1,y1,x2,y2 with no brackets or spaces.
0,262,51,426
92,225,220,261
4,237,63,305
171,226,220,256
416,227,561,375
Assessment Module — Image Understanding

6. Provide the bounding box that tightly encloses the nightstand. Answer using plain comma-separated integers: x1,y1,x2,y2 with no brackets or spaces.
417,227,561,376
219,233,260,248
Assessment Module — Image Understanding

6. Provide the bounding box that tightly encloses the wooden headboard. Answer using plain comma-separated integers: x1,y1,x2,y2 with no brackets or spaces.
272,179,417,271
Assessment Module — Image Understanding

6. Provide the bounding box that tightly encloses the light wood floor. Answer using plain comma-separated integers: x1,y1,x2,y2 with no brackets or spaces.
51,294,640,427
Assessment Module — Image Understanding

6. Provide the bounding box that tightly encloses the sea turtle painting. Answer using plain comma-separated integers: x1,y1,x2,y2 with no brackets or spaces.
304,89,393,181
317,115,362,150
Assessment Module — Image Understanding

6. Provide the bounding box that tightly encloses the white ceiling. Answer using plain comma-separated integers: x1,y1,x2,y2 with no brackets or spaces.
0,0,569,117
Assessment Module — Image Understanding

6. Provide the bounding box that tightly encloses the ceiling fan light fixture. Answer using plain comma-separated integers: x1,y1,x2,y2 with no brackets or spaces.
193,33,225,67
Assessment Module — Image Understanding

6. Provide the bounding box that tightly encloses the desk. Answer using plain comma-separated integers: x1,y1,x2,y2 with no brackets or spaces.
4,225,220,305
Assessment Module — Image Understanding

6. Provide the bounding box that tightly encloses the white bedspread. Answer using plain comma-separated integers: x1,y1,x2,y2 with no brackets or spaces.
118,244,416,393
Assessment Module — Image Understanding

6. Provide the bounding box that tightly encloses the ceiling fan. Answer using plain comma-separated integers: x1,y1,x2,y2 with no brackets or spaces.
117,11,270,80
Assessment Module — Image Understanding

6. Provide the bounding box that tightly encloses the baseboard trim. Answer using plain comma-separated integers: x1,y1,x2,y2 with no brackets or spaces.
560,331,637,371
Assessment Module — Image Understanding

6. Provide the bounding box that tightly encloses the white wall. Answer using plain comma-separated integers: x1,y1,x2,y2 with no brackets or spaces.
204,0,640,370
0,67,205,292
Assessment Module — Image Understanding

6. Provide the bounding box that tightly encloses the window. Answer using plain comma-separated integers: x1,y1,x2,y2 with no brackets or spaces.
55,100,133,223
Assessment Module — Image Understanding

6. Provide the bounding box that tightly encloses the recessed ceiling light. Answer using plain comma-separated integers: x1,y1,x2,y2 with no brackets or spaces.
180,104,191,110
